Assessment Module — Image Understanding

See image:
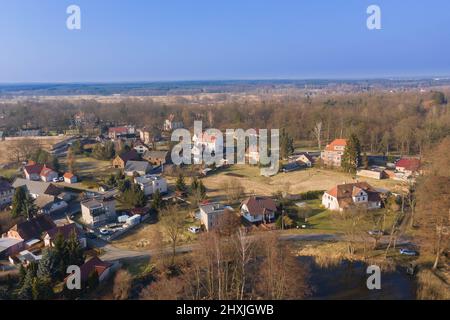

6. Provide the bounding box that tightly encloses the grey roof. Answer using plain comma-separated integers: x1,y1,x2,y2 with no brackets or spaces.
12,178,61,197
81,199,103,210
0,238,23,253
143,150,168,159
124,161,151,173
199,203,227,215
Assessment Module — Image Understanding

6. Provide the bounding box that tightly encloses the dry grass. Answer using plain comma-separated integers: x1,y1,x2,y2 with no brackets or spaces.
202,166,403,200
0,136,67,163
416,269,450,300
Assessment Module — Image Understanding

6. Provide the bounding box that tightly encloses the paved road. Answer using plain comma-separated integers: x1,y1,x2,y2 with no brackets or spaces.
95,232,342,262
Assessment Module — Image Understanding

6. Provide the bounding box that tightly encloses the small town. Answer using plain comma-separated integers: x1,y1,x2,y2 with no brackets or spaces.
0,1,449,310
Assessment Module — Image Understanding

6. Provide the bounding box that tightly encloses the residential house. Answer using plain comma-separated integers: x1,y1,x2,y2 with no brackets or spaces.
124,161,151,177
199,202,231,231
81,196,116,228
24,163,58,182
112,150,140,169
79,256,114,283
0,238,25,259
134,175,167,196
4,215,56,242
164,114,184,131
108,126,135,140
142,150,170,166
0,178,14,207
395,158,421,177
320,139,348,167
289,152,315,167
322,182,382,211
12,178,66,213
240,196,277,224
137,127,161,145
192,131,223,163
63,172,78,184
44,223,87,248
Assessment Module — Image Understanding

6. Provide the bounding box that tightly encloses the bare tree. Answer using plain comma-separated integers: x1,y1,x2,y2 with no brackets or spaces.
312,121,323,150
113,270,133,300
160,205,186,265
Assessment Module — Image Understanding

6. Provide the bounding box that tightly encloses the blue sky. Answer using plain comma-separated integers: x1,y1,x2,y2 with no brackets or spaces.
0,0,449,82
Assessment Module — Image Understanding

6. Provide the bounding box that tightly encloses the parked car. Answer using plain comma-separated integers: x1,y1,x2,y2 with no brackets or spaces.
368,230,384,236
52,177,60,183
188,226,201,234
99,228,111,236
400,248,418,256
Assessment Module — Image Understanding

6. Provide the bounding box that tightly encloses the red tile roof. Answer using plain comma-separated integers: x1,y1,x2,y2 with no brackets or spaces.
396,158,421,172
108,126,128,134
46,223,81,241
241,196,277,217
325,139,347,151
24,164,44,175
64,172,75,179
80,257,112,282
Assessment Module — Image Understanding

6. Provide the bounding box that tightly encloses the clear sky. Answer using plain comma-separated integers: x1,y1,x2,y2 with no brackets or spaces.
1,0,449,83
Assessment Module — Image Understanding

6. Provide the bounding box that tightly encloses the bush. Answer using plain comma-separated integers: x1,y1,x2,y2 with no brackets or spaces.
299,190,324,200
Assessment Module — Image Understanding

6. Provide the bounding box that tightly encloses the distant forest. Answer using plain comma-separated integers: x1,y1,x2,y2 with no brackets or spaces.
1,88,449,156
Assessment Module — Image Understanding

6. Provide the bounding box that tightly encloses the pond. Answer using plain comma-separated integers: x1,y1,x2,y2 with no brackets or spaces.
299,256,417,300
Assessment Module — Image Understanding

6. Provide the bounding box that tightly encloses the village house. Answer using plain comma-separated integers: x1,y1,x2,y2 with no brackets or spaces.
0,237,25,259
395,158,421,177
199,202,231,231
124,160,152,177
4,215,56,243
137,127,161,145
12,178,67,214
81,196,116,228
108,125,136,140
43,223,87,248
24,163,58,182
164,114,184,131
112,149,140,169
0,178,14,207
134,174,167,196
289,152,315,167
142,150,171,166
240,196,277,224
320,139,348,167
63,172,78,184
322,181,382,211
192,131,223,163
79,256,114,283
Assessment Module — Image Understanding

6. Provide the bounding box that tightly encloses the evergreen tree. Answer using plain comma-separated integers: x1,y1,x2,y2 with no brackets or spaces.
362,152,369,169
341,134,362,173
11,186,27,218
37,248,58,280
175,174,186,193
87,270,99,291
152,189,163,210
65,231,85,267
53,232,68,278
31,277,53,300
280,129,294,159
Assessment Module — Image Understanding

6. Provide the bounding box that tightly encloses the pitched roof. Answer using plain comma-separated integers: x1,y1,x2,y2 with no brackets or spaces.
241,196,277,216
124,161,151,173
10,215,56,241
63,172,75,179
12,178,62,197
143,150,168,160
40,166,56,178
117,150,139,163
326,182,381,209
0,178,13,193
108,126,129,134
24,163,44,175
45,223,81,241
395,158,421,172
325,139,348,151
80,256,112,282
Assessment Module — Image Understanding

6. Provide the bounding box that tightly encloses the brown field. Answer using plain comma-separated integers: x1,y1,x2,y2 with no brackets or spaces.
0,136,67,163
202,165,405,200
